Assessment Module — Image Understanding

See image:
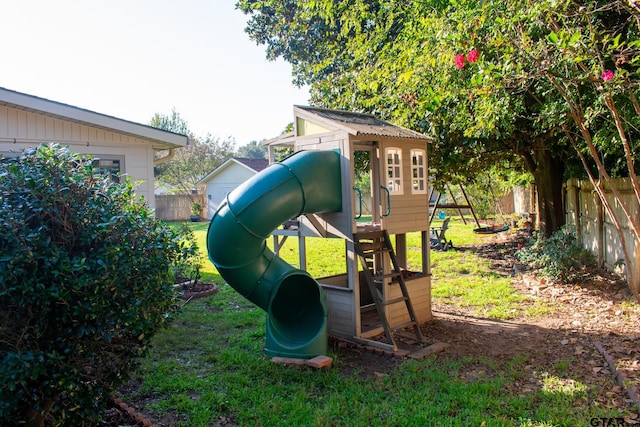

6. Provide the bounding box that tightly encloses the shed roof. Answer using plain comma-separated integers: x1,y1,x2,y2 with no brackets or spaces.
234,157,269,172
294,105,430,140
0,87,188,149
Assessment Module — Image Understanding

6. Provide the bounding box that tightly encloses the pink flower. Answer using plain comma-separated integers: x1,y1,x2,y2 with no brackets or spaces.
467,49,479,63
454,53,466,69
601,70,615,81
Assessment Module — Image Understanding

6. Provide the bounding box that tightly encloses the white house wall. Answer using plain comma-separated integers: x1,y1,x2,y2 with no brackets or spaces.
0,104,159,209
204,163,258,216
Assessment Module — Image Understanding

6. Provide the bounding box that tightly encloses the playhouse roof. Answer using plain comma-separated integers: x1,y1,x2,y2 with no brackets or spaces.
295,105,430,140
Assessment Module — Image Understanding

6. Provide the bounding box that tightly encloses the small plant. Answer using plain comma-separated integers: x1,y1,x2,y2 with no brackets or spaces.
0,144,183,426
190,201,203,222
173,222,203,285
190,201,203,216
516,226,596,282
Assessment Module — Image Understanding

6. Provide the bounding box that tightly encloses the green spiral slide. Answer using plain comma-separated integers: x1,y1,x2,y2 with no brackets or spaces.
206,150,342,358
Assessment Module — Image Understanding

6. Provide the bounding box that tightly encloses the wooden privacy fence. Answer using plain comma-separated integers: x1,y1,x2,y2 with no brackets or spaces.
155,194,206,221
564,177,640,296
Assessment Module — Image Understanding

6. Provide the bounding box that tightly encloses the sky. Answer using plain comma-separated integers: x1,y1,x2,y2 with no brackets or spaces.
2,0,310,147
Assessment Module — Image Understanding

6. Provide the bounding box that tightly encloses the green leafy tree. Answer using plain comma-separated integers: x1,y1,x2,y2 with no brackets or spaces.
236,140,268,159
524,0,640,298
238,0,640,299
155,135,235,195
0,144,183,426
150,110,235,195
438,0,639,297
149,107,191,136
237,0,574,238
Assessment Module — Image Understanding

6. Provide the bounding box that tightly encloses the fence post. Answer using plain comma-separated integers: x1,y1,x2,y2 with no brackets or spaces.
595,191,605,268
571,180,583,246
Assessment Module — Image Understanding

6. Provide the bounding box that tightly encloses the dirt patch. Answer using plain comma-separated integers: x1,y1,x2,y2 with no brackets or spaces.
330,231,639,415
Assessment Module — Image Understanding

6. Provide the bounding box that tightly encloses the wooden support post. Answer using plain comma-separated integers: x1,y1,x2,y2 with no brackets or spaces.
458,185,482,229
447,184,467,225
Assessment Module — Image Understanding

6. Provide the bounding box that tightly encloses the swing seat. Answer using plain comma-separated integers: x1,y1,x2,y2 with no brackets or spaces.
473,224,509,234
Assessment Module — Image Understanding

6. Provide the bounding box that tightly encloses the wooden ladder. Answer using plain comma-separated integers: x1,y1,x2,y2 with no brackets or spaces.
353,230,424,351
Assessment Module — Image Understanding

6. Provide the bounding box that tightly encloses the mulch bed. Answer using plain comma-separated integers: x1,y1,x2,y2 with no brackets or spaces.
176,281,218,301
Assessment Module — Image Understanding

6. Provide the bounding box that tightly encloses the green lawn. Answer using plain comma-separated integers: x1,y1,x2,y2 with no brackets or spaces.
128,218,624,426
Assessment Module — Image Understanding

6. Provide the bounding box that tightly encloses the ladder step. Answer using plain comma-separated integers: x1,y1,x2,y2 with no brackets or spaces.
362,248,392,256
354,229,423,351
359,242,385,250
371,272,401,281
381,296,409,306
355,231,386,239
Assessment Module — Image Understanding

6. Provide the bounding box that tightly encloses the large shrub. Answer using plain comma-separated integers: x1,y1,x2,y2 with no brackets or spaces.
516,226,596,282
0,144,182,426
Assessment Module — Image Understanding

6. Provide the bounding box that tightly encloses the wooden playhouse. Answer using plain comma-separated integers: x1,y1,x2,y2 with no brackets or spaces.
267,106,432,351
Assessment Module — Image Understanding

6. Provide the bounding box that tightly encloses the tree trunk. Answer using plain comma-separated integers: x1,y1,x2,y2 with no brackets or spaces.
525,148,566,238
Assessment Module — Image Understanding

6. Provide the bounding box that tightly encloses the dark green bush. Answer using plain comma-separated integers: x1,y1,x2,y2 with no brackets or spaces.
516,226,596,282
0,144,182,426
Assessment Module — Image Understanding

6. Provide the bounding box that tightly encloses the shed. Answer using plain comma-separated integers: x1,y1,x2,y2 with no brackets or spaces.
197,157,268,219
0,87,188,210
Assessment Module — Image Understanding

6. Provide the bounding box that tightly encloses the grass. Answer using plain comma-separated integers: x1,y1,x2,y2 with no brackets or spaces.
430,251,553,319
129,218,622,426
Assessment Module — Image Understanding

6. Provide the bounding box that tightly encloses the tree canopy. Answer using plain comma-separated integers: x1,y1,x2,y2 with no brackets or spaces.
237,0,639,238
150,110,235,195
236,140,268,159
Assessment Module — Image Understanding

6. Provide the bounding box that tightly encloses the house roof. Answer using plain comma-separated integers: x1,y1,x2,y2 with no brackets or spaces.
294,105,430,140
234,157,269,172
0,87,188,149
196,157,269,185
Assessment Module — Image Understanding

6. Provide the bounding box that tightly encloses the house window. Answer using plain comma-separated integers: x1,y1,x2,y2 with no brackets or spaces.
411,149,427,194
386,148,403,194
93,156,123,183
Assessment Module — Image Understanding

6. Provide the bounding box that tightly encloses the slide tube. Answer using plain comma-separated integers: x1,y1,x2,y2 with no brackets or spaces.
207,150,342,358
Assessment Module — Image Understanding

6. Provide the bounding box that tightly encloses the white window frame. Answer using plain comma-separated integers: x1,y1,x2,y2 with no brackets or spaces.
385,147,403,194
411,149,427,194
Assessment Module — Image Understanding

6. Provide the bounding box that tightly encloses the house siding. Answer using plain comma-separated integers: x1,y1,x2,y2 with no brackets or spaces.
203,162,261,218
0,104,160,209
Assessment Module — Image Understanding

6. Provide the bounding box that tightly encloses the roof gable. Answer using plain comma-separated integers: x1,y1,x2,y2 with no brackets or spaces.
234,157,268,172
197,157,269,185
